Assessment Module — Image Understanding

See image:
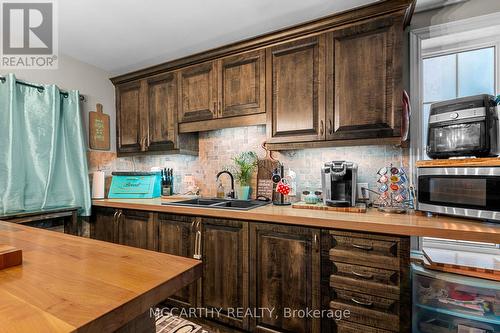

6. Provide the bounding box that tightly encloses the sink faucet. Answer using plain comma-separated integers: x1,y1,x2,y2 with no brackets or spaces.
216,171,235,199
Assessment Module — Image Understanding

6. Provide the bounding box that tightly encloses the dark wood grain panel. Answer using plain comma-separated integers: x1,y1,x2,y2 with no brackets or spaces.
116,80,144,154
146,73,177,151
333,320,393,333
117,209,156,251
200,218,249,330
219,50,266,118
326,14,403,140
178,61,217,123
90,207,116,243
158,214,197,309
329,231,400,270
249,223,321,333
266,35,325,143
329,300,399,332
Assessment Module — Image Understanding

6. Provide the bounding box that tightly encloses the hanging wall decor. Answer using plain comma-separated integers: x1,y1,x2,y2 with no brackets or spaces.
89,103,110,150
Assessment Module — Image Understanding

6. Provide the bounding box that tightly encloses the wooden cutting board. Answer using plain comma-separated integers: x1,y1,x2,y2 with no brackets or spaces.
257,155,279,201
0,245,22,270
89,103,110,150
423,248,500,281
292,202,367,213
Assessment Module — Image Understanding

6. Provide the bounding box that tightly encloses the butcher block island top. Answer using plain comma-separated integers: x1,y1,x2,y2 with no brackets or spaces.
93,198,500,243
0,221,202,333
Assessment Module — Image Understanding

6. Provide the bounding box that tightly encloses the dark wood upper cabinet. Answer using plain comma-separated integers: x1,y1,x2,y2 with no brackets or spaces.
115,73,198,156
200,218,249,330
116,80,144,154
112,1,414,149
146,73,178,151
178,61,218,123
266,36,326,144
249,223,321,333
326,14,403,141
219,50,266,118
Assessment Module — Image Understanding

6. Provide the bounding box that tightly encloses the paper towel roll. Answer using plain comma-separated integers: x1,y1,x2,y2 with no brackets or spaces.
92,171,105,199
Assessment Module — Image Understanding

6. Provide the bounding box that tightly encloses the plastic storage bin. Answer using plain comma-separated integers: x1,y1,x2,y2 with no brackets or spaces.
412,264,500,333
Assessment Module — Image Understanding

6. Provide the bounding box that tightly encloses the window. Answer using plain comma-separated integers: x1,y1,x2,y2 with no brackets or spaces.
410,17,500,254
421,47,496,156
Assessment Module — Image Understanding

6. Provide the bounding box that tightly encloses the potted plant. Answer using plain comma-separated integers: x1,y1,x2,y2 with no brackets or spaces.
232,151,258,200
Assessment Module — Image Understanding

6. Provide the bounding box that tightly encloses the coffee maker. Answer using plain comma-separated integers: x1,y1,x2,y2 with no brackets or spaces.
321,161,358,207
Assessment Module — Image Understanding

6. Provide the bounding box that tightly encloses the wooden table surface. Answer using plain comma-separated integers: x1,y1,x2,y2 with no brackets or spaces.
0,221,202,333
93,198,500,243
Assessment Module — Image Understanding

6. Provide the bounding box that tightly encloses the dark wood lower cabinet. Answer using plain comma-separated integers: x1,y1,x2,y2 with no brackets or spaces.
158,213,197,309
321,230,411,333
90,208,411,333
90,207,155,250
200,218,249,330
249,223,321,333
90,207,116,242
117,209,156,250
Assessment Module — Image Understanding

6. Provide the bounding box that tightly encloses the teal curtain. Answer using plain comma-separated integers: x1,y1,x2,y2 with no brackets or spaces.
0,74,91,216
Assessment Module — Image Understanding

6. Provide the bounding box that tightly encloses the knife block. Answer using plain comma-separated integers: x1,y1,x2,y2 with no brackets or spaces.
0,245,22,270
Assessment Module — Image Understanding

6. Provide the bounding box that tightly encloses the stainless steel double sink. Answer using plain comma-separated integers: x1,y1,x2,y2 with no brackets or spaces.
161,198,270,211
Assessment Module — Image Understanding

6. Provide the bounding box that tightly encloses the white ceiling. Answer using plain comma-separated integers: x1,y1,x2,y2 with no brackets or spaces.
59,0,380,75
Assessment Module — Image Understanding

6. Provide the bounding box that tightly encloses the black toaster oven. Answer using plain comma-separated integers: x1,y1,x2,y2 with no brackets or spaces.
426,94,499,159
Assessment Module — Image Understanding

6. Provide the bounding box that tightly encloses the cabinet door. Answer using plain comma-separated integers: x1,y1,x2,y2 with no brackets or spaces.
200,218,249,330
178,61,217,123
267,36,325,143
249,223,321,333
326,15,403,140
116,80,145,154
116,209,156,250
158,214,197,308
90,207,117,243
219,50,265,118
146,73,177,151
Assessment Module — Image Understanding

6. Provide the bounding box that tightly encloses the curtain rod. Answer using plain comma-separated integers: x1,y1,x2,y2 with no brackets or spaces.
0,76,85,102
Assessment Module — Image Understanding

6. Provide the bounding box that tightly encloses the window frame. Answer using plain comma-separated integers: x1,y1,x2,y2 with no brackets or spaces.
409,13,500,253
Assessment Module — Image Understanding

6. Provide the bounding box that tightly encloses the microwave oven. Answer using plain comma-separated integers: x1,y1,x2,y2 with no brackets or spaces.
417,166,500,222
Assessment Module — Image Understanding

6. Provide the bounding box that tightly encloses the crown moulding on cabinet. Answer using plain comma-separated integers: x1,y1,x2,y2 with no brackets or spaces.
110,0,416,85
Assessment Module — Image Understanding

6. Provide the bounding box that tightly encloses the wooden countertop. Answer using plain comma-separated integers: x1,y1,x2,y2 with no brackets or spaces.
416,157,500,167
0,221,202,333
92,198,500,243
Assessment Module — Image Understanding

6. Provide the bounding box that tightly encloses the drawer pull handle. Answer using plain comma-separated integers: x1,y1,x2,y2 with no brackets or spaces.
351,297,373,307
352,270,374,280
352,243,373,251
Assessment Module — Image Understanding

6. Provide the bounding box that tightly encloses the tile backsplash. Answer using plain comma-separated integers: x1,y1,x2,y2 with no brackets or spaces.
88,125,409,199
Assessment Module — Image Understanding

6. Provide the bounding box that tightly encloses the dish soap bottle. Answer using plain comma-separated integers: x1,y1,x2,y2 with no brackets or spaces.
216,181,225,198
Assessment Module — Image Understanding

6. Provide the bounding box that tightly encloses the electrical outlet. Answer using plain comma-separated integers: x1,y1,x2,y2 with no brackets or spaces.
357,183,369,200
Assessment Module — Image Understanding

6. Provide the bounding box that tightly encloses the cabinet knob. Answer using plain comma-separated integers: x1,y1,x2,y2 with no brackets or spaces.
320,120,324,136
328,119,333,135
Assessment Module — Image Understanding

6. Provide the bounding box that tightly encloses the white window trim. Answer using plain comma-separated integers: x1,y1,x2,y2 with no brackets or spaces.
409,12,500,253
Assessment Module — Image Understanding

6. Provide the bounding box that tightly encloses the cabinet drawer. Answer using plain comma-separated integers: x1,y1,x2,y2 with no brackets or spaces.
333,321,392,333
329,231,400,269
332,262,399,287
330,261,400,298
330,288,399,331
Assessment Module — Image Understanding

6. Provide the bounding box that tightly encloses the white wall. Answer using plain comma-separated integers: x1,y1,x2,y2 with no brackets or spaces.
1,54,116,151
412,0,500,29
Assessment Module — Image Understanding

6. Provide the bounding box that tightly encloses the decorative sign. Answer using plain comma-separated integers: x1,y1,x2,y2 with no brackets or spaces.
89,103,110,150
